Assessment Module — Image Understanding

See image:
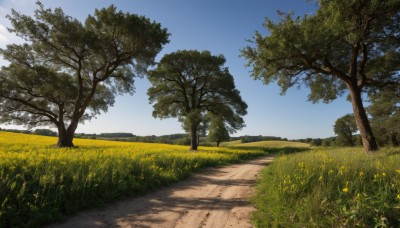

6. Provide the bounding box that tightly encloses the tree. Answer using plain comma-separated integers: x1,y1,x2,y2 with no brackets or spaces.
208,116,230,147
242,0,400,152
368,86,400,146
148,50,247,150
310,138,322,146
321,138,332,147
0,3,169,147
33,128,57,136
334,114,358,147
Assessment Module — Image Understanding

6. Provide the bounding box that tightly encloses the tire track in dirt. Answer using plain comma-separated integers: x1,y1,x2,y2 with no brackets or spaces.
48,155,274,228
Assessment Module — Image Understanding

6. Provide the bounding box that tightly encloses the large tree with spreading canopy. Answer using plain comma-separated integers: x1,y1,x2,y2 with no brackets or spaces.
147,50,247,150
0,2,169,147
242,0,400,152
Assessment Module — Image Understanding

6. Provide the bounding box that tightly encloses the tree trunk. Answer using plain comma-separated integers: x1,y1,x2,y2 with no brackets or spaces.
349,132,354,147
391,132,399,147
216,141,220,147
56,120,78,147
57,126,74,147
190,125,198,151
347,84,378,152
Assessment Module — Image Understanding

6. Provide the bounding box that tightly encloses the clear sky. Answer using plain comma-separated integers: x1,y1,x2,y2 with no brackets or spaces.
0,0,354,139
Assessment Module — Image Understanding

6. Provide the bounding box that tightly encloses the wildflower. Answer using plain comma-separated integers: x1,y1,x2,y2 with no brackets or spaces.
319,176,323,181
328,170,334,175
342,181,349,193
397,194,400,200
359,171,364,177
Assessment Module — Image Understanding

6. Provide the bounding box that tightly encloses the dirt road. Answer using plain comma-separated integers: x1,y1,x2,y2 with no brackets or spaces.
49,155,274,228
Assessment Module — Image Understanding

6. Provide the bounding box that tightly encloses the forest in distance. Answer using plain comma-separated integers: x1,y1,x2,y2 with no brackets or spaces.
0,127,366,147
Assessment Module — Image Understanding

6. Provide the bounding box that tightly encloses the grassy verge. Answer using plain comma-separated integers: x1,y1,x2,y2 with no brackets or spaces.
0,132,265,227
229,140,310,148
253,147,400,227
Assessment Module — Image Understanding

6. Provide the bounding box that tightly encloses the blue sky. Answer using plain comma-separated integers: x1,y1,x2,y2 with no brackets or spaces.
0,0,353,139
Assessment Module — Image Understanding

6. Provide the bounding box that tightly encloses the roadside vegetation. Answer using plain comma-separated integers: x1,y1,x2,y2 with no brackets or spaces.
253,147,400,227
229,140,310,149
0,131,265,227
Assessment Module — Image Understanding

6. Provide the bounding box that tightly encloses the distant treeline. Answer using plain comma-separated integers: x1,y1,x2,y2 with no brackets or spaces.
2,128,396,148
232,135,369,148
0,128,57,136
292,135,364,147
76,132,192,145
230,135,288,143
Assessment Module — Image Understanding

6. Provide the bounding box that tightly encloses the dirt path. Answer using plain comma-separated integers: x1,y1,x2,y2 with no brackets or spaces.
49,155,274,228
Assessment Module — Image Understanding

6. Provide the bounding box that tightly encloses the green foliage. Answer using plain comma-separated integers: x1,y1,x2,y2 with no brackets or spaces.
207,116,230,146
99,132,135,138
368,86,400,147
0,2,169,146
334,114,358,146
242,0,400,98
230,140,310,149
242,0,400,151
182,110,202,133
33,129,57,136
235,135,286,143
253,147,400,227
321,138,332,147
147,50,247,149
310,138,322,146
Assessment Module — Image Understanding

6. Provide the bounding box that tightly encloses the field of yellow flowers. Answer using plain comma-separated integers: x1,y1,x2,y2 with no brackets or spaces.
253,147,400,227
0,131,265,227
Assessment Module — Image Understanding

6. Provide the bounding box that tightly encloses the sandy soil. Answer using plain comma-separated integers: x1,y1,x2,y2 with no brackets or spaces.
48,155,274,228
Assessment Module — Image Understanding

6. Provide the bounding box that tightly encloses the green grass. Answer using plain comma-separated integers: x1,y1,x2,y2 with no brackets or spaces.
252,147,400,227
230,140,310,148
220,140,242,146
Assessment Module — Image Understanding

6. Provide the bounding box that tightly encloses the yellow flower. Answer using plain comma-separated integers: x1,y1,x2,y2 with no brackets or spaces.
359,171,364,177
342,181,349,193
397,194,400,200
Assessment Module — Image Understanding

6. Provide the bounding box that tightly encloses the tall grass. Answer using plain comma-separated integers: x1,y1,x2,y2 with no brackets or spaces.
0,132,265,227
253,147,400,227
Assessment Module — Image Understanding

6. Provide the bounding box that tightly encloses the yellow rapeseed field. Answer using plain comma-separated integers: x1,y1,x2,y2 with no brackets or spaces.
0,131,265,227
